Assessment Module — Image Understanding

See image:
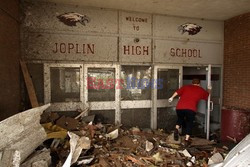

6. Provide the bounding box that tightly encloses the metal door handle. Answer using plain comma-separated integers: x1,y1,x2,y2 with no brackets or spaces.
210,101,214,111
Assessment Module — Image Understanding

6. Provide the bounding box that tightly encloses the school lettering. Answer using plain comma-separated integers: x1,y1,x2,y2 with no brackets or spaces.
170,48,201,58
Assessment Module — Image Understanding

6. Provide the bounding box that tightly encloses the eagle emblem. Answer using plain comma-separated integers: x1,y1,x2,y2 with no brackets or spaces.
178,23,202,35
57,12,90,26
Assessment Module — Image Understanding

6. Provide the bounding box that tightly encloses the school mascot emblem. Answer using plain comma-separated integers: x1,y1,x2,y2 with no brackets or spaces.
57,12,90,26
178,23,202,35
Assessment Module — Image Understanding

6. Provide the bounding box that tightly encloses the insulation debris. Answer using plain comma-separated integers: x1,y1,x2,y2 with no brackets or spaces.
0,107,237,167
36,111,231,167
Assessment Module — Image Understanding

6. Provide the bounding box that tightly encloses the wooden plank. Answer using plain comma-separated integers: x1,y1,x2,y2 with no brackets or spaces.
20,60,39,108
191,137,216,146
125,156,146,166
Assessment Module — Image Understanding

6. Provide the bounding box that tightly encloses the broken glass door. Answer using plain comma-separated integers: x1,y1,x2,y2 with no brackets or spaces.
50,67,80,102
83,64,118,124
120,65,152,128
87,68,115,102
44,64,84,111
153,66,182,130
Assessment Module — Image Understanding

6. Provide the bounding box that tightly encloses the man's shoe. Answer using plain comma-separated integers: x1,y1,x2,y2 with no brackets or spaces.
174,129,179,141
182,139,192,147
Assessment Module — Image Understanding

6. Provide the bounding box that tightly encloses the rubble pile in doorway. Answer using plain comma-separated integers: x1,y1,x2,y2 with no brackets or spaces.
0,105,235,167
40,112,229,167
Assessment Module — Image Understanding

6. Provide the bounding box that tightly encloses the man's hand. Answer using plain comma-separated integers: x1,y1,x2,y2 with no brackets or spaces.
168,92,178,102
207,85,212,90
168,97,173,103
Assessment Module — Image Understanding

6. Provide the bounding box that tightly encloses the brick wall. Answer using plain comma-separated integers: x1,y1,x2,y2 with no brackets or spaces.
0,0,20,120
224,12,250,109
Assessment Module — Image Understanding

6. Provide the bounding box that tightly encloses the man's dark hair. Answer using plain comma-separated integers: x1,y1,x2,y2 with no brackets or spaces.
192,78,200,84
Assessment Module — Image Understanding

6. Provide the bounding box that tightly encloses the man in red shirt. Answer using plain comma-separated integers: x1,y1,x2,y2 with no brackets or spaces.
168,78,211,146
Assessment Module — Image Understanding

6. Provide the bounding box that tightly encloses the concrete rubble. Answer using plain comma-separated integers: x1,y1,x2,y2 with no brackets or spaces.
2,104,248,167
0,104,50,166
0,150,21,167
20,149,51,167
210,133,250,167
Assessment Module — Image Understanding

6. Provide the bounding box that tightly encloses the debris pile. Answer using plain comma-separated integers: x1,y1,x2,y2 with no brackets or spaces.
38,111,229,166
0,105,233,166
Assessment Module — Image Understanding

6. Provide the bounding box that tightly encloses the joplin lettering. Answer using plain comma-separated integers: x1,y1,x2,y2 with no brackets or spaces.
53,43,95,54
170,48,201,58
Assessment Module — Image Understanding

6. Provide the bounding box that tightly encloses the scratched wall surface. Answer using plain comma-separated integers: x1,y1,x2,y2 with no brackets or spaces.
120,11,152,35
21,1,118,33
20,0,225,122
21,0,224,64
154,15,224,41
154,39,223,64
120,37,152,63
21,1,118,62
22,33,118,61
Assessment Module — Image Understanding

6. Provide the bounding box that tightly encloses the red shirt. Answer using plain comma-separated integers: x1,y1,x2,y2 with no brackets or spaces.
176,85,209,112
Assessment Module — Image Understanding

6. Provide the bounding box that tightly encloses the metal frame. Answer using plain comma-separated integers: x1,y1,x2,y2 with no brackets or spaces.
43,62,223,131
151,65,183,129
44,63,84,111
206,64,212,139
181,64,223,138
84,64,154,124
120,64,153,127
83,63,121,124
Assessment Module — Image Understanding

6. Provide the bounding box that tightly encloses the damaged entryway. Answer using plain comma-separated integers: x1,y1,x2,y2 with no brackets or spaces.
43,63,222,137
182,66,222,138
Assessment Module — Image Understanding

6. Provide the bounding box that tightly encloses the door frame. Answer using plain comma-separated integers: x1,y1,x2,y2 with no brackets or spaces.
181,64,223,138
44,63,84,111
152,65,183,129
83,63,121,124
43,63,222,131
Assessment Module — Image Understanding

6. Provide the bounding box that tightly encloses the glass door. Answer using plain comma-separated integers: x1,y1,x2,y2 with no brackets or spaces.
83,64,120,124
182,66,208,133
206,66,222,139
120,65,152,128
152,65,182,129
182,65,222,139
210,67,222,124
44,63,84,111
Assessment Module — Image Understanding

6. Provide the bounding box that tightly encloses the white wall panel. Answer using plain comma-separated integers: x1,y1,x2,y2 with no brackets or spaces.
21,1,224,65
22,33,118,61
120,11,152,35
154,15,224,42
154,39,223,64
120,37,152,62
21,1,118,33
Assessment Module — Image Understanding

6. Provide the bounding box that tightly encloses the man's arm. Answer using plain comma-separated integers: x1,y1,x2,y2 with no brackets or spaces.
168,92,178,102
202,85,212,100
